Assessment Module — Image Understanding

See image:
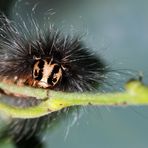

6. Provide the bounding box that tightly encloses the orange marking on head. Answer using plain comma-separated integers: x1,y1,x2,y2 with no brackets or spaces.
32,58,62,88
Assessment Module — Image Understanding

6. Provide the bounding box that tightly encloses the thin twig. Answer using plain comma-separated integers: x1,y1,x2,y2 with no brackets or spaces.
0,80,148,119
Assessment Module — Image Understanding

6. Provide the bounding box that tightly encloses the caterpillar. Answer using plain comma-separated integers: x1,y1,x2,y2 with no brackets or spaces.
0,13,107,147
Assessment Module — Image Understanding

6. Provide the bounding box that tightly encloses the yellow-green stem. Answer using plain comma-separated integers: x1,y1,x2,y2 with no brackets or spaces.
0,80,148,119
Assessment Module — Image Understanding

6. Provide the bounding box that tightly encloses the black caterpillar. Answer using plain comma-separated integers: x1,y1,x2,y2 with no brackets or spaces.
0,13,107,147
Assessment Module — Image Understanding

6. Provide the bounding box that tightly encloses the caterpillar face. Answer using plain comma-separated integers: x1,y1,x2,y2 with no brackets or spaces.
33,58,62,88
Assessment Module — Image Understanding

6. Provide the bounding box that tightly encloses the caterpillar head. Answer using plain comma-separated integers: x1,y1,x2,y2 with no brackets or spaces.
32,58,63,88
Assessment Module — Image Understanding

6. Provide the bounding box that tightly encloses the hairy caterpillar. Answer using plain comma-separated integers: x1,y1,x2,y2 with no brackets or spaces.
0,13,108,147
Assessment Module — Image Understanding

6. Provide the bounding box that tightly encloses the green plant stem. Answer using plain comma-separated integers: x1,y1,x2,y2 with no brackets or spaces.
0,80,148,119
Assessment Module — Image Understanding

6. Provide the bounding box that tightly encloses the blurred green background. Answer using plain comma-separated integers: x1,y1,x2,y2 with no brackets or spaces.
1,0,148,148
